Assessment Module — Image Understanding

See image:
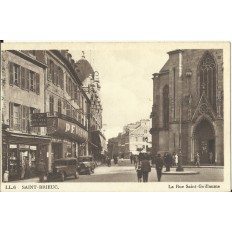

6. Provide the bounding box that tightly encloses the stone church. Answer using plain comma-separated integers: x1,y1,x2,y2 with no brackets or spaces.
150,49,224,165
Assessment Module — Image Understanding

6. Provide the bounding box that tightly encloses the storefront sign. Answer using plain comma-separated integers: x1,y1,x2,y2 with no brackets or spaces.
47,118,88,141
31,113,47,127
9,144,17,149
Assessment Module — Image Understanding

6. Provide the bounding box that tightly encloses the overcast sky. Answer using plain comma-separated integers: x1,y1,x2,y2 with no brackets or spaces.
71,45,170,140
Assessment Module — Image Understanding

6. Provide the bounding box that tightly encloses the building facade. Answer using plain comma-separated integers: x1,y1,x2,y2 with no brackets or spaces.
150,49,224,165
1,49,105,181
45,50,90,171
76,55,106,162
1,50,50,180
108,119,152,158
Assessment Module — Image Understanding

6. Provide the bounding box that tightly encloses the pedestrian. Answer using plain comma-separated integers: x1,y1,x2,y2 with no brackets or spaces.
141,155,151,182
25,157,30,179
21,157,26,179
175,153,178,166
113,155,118,165
37,158,46,182
164,152,172,171
134,155,138,169
209,152,213,164
107,156,111,167
136,165,142,182
130,153,133,164
195,152,200,167
3,170,9,183
155,154,164,182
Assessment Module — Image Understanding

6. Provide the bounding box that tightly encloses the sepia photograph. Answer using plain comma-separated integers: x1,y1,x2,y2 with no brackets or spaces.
0,42,230,191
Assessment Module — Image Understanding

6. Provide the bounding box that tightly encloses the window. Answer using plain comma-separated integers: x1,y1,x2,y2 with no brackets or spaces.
9,62,39,94
66,103,71,117
163,85,169,129
58,99,62,114
21,105,29,132
135,137,138,142
30,71,35,92
48,60,54,83
13,104,20,131
144,130,147,133
49,96,54,113
58,67,64,89
9,63,21,87
199,52,217,111
9,102,39,134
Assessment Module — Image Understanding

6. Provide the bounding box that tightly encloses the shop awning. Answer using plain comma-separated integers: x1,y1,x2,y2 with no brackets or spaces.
91,130,106,150
6,131,51,145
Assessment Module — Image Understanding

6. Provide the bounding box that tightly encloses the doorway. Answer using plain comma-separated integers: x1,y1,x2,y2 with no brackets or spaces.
52,143,62,160
193,118,215,164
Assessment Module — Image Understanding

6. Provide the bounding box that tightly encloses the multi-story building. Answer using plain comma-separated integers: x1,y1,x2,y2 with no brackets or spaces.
150,49,224,165
126,119,152,155
1,50,50,180
1,49,104,181
75,54,106,161
108,119,152,158
45,50,90,170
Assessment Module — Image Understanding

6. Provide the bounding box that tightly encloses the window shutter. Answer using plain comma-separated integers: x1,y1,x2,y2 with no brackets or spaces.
9,102,14,129
21,67,25,90
63,100,66,113
36,73,40,94
37,109,41,134
60,69,64,89
54,63,57,85
70,81,73,98
47,58,51,81
18,66,21,88
21,105,26,132
26,106,29,133
9,62,14,86
19,105,22,131
25,69,29,91
66,75,68,93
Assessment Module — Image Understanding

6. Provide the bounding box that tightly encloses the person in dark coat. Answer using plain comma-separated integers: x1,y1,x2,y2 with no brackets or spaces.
37,158,46,182
164,152,172,171
130,153,133,164
141,155,151,182
136,165,142,182
155,154,164,182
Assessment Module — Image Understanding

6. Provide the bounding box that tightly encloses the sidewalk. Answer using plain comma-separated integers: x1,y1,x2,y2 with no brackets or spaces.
11,177,45,183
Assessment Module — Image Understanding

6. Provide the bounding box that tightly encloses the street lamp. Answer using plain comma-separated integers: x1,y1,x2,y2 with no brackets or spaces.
176,101,184,172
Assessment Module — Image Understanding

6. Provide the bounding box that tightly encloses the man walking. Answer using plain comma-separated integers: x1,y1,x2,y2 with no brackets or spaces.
155,154,164,182
37,158,46,182
141,155,151,182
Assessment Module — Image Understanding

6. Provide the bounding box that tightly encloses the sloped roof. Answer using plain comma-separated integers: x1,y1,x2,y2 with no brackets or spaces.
130,125,149,136
76,59,94,82
159,59,170,73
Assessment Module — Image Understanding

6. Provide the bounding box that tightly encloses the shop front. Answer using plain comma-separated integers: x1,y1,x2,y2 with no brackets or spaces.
91,130,106,162
47,117,88,166
2,131,51,181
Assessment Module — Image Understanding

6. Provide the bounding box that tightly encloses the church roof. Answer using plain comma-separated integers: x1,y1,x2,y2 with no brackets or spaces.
76,59,94,82
159,59,170,73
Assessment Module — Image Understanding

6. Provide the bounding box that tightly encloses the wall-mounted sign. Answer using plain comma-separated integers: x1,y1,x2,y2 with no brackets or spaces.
47,118,88,142
31,113,47,127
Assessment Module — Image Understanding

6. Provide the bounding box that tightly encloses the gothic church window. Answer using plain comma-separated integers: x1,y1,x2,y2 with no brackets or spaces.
199,52,217,111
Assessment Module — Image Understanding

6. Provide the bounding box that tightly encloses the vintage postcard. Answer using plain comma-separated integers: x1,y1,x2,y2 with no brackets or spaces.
0,42,230,192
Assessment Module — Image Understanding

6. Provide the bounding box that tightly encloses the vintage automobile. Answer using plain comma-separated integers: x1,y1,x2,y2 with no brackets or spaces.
47,157,79,182
78,156,96,175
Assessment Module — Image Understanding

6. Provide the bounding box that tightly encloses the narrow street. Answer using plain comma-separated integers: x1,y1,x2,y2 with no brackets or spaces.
65,159,224,183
